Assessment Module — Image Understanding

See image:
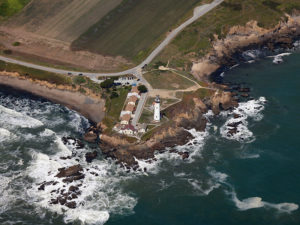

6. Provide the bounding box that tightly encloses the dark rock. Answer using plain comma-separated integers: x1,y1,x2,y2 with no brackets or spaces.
58,196,67,205
38,181,54,191
62,174,85,183
238,87,250,92
60,156,72,160
85,151,98,163
241,93,249,98
50,198,59,204
227,121,242,128
178,152,190,160
233,114,241,119
228,127,238,136
69,186,79,193
56,165,83,178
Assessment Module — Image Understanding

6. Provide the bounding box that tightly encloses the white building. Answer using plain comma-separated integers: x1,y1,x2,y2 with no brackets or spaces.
154,95,161,122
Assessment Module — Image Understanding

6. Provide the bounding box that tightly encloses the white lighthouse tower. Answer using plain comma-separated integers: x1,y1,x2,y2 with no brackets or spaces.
154,95,161,122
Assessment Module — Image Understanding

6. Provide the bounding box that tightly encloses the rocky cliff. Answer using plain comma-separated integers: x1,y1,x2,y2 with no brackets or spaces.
192,16,300,80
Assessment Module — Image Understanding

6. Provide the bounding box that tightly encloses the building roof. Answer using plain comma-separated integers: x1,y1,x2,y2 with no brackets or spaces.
131,86,139,94
128,95,138,103
121,114,131,122
122,124,136,131
125,104,135,112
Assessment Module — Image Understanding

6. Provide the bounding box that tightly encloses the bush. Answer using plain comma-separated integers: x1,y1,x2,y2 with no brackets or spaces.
100,78,114,89
110,91,119,99
138,85,148,93
73,76,86,85
12,42,20,46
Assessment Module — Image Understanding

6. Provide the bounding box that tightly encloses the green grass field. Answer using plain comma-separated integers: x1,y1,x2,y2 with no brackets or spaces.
0,60,72,85
154,0,300,69
144,70,195,90
71,0,203,63
0,0,30,19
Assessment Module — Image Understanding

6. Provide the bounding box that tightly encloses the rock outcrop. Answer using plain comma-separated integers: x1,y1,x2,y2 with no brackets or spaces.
192,17,300,80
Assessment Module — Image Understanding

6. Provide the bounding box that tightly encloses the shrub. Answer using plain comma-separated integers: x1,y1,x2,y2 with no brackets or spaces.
12,42,20,46
110,91,119,99
100,78,114,89
138,85,148,93
73,76,86,85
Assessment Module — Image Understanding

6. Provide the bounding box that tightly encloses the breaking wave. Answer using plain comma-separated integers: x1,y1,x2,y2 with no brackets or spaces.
220,97,266,142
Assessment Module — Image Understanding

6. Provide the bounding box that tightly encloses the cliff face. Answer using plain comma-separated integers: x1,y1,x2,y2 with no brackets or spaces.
192,16,300,80
0,72,105,123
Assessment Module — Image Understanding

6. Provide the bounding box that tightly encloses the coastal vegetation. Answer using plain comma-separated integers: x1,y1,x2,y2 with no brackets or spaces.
0,0,30,19
153,0,300,70
102,87,130,133
0,60,71,85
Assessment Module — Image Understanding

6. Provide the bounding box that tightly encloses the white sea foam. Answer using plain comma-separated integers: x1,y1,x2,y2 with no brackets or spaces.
0,175,13,214
230,64,240,69
240,153,260,159
208,168,298,214
230,191,298,213
220,97,266,142
242,50,263,60
268,52,291,64
27,134,137,225
39,129,55,137
0,105,44,129
0,127,14,142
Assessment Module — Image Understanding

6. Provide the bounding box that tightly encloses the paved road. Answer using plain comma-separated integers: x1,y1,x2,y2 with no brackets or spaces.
132,92,148,127
0,0,223,81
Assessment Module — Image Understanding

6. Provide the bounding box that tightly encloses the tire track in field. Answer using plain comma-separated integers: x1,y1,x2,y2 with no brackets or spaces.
36,0,95,40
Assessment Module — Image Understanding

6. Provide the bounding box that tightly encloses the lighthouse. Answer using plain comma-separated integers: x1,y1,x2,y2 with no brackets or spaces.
154,95,161,122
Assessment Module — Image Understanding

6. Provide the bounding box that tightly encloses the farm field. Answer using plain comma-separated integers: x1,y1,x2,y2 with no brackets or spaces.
71,0,204,63
6,0,123,42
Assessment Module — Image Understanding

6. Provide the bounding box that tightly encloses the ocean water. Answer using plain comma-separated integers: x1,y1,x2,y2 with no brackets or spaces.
0,50,300,225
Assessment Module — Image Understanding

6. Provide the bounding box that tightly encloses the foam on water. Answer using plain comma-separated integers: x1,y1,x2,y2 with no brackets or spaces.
220,97,266,142
268,52,291,64
208,168,298,214
0,175,13,214
135,124,211,175
27,134,137,225
0,105,44,129
0,128,14,142
230,191,298,213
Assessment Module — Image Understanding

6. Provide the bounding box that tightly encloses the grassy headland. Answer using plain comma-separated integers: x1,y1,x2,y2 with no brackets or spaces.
153,0,300,70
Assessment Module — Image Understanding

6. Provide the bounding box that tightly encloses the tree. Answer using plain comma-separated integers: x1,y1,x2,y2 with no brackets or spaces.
138,85,148,93
100,78,114,89
110,91,119,99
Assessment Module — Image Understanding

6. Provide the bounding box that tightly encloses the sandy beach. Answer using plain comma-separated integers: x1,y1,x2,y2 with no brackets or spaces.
0,74,105,123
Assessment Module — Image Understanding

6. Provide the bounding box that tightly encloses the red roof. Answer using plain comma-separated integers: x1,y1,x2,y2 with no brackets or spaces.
122,124,136,131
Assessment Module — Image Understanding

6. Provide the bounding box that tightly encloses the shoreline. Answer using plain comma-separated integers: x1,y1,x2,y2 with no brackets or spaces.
0,73,105,124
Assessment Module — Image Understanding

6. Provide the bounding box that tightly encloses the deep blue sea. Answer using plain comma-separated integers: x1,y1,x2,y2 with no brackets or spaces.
0,48,299,225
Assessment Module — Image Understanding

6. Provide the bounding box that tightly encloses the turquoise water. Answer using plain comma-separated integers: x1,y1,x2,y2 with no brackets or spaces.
0,51,299,225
